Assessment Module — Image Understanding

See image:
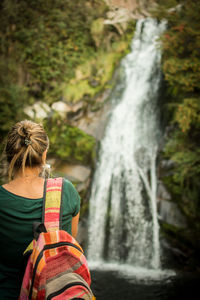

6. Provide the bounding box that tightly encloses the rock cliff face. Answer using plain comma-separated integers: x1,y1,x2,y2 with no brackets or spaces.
104,0,157,18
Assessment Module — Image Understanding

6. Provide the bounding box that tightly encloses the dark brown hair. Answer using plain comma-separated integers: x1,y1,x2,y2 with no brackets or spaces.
5,120,49,180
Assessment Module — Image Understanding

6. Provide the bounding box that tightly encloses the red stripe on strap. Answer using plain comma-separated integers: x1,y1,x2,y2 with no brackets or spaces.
44,178,63,231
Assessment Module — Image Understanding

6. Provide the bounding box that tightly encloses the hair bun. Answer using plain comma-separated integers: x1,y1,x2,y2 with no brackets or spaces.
17,123,32,139
5,120,49,180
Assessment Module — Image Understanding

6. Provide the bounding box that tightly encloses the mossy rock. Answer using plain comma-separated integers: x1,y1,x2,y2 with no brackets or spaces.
62,39,132,105
44,116,96,166
63,80,99,103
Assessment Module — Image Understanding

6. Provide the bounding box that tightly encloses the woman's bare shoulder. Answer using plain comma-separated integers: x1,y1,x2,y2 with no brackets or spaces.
2,177,45,199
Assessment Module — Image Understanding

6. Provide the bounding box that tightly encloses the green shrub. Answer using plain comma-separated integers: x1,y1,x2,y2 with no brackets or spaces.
44,116,96,165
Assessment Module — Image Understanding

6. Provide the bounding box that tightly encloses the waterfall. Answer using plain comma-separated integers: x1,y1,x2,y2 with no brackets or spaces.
88,18,166,270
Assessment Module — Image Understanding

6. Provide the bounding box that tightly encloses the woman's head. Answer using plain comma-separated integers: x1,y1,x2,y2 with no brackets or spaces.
5,120,49,180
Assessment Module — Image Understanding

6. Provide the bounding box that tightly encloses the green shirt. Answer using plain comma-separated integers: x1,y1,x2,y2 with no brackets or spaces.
0,178,80,299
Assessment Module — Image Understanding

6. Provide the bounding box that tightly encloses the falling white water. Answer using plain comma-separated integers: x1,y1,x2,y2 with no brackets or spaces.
88,19,166,270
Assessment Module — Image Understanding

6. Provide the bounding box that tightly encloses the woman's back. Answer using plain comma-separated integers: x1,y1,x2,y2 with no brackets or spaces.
0,178,80,299
0,183,44,298
0,120,80,299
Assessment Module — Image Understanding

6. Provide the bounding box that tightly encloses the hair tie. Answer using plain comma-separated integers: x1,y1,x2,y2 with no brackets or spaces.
24,138,32,146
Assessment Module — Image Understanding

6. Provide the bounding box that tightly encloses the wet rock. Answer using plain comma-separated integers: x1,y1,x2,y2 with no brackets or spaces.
76,179,91,193
24,101,51,120
157,181,171,202
76,218,88,248
51,101,72,118
73,90,112,140
52,101,85,121
158,200,187,228
160,159,176,170
76,106,110,140
71,102,85,114
104,0,157,22
89,79,100,87
55,163,91,183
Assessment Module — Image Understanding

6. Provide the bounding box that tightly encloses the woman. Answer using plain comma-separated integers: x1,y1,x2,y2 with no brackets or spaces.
0,120,80,299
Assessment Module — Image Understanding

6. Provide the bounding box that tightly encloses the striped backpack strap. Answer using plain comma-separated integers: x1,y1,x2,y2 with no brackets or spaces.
43,177,64,231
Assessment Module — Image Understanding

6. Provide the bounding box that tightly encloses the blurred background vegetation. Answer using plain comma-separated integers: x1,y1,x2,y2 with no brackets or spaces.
153,0,200,264
0,0,133,157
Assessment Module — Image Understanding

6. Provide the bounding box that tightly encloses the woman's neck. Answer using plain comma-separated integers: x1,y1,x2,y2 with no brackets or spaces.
14,167,41,180
3,167,44,198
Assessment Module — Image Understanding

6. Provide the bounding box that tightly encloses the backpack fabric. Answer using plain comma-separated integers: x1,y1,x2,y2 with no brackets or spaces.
19,177,95,300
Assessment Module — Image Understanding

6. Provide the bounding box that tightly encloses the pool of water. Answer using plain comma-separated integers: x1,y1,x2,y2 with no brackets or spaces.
90,264,200,300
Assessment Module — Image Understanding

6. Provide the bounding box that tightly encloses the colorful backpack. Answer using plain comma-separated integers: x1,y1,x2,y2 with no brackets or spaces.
19,177,95,300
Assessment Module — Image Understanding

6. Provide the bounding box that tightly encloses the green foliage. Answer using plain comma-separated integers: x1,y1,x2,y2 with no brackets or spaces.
62,23,134,103
158,2,200,94
163,122,200,226
0,58,28,140
154,0,200,255
0,0,107,100
165,131,200,187
0,0,133,147
63,80,98,103
91,18,105,47
44,115,96,165
63,41,131,103
175,98,200,132
0,0,110,134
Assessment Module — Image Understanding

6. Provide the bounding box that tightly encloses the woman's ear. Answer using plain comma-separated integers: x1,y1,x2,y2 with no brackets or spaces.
42,149,47,165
